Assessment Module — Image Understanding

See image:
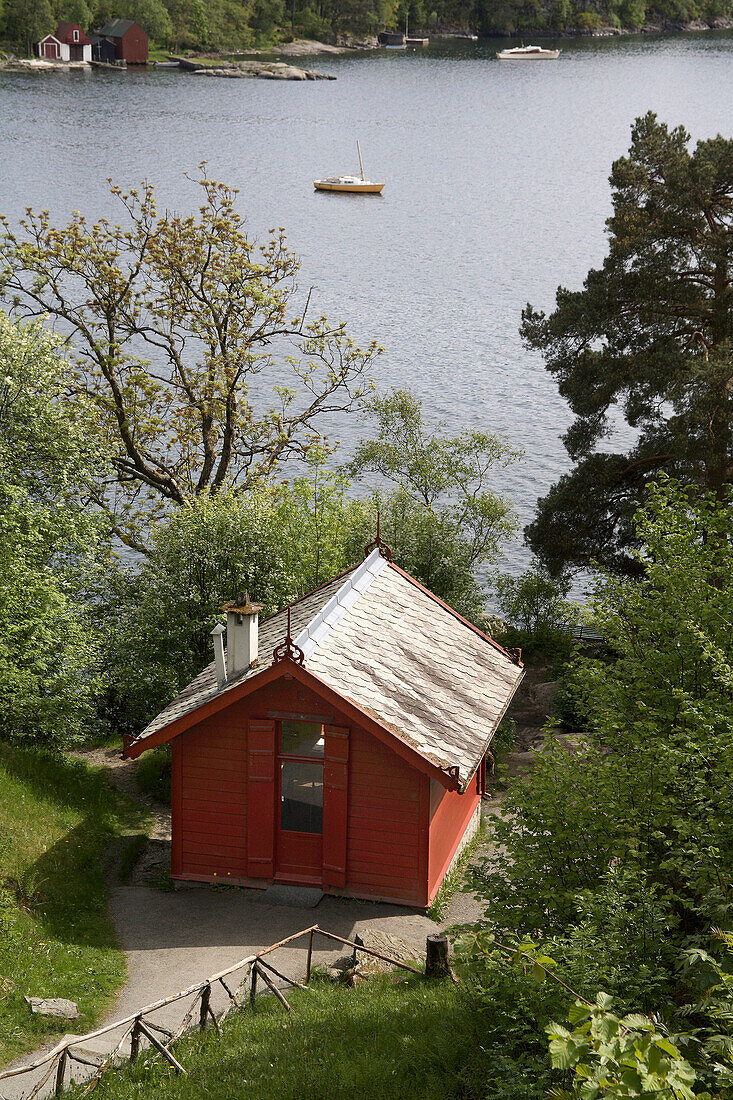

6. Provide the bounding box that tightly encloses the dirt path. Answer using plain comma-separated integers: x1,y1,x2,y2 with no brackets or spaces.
71,746,171,842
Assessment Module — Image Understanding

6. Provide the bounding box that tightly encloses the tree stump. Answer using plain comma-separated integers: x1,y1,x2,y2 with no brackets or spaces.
425,934,451,978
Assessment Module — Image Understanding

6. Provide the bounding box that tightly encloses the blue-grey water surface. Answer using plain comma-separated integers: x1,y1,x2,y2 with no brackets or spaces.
2,35,732,572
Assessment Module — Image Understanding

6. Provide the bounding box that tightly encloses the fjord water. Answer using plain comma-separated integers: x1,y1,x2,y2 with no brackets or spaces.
1,35,731,571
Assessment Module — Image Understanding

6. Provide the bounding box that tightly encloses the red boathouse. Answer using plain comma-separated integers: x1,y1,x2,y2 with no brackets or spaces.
125,546,524,907
95,19,148,64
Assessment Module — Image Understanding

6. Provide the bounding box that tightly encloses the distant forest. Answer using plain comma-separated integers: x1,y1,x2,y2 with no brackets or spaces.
2,0,732,58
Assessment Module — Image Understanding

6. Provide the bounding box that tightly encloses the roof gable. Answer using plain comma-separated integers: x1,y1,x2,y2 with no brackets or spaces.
126,550,524,789
97,18,137,36
54,22,91,44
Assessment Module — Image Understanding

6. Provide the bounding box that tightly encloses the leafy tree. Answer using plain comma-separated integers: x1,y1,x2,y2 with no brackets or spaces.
492,562,577,650
0,172,378,551
0,314,104,746
348,389,520,617
251,0,284,37
54,0,92,28
121,0,173,40
99,467,370,732
3,0,53,52
473,480,733,975
522,114,733,576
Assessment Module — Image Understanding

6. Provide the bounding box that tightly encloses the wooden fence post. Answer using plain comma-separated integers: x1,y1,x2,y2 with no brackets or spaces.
306,929,314,984
199,984,211,1032
136,1021,187,1076
425,934,451,978
130,1018,141,1063
249,965,258,1007
54,1049,67,1096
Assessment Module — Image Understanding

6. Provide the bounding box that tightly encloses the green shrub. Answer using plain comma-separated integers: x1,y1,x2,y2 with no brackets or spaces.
136,745,172,803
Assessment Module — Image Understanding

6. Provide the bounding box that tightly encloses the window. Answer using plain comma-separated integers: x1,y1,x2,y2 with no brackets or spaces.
280,720,324,758
73,29,79,41
280,761,323,834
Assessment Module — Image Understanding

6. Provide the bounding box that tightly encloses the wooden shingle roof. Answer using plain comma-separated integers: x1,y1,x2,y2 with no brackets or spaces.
128,550,524,790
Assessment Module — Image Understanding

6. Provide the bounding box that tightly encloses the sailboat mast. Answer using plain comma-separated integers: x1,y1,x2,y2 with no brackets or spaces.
356,140,365,181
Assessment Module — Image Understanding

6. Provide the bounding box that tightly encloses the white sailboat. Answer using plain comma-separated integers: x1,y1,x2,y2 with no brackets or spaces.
314,142,385,194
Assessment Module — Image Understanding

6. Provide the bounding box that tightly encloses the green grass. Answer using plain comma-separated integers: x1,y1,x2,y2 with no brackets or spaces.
80,973,496,1100
0,743,150,1065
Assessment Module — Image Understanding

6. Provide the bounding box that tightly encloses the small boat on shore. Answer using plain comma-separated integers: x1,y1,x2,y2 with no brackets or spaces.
314,142,384,194
496,44,560,59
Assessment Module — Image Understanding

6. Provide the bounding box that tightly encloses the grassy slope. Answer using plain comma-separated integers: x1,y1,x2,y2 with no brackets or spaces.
0,744,149,1065
82,974,497,1100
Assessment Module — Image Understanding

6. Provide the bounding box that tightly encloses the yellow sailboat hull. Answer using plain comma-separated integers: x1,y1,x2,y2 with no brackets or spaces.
313,180,385,194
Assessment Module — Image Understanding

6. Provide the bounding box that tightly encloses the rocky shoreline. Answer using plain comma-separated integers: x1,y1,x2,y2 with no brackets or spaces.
171,55,336,80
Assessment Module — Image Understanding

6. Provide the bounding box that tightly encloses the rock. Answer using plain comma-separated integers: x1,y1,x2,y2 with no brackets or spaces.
346,927,418,975
189,60,333,81
26,997,80,1019
532,681,557,712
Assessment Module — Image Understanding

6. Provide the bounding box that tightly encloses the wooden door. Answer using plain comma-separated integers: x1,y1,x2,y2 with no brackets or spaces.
275,720,324,883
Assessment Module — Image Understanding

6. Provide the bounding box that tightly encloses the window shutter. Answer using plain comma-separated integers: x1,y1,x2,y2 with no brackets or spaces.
246,719,276,879
323,725,349,888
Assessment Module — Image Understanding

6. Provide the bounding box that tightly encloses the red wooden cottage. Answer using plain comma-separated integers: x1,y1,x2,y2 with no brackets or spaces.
95,19,148,64
124,546,524,907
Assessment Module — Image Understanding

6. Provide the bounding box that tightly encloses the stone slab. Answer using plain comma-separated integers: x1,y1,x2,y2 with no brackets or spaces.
259,885,324,908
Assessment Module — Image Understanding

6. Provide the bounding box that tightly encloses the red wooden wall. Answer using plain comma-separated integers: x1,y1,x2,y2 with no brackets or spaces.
171,715,248,882
426,769,481,905
170,672,476,907
344,726,429,906
118,25,148,63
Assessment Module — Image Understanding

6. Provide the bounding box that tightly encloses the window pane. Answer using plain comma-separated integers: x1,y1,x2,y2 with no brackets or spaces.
280,762,323,834
281,720,324,757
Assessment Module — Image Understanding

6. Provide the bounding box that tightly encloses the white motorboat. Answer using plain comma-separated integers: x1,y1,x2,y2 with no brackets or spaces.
496,44,560,58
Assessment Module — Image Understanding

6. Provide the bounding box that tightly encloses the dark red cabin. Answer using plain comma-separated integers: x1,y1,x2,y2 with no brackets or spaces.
95,19,148,64
125,548,524,907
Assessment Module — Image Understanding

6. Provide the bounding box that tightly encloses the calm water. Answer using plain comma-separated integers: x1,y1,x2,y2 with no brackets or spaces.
2,35,732,572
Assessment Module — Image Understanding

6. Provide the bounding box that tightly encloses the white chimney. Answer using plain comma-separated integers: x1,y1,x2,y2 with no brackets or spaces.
222,594,264,676
210,622,227,689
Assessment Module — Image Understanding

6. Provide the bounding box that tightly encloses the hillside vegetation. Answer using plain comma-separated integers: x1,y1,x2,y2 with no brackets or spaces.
0,746,149,1064
3,0,731,58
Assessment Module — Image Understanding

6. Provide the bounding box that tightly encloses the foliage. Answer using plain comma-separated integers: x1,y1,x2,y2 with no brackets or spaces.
134,743,172,802
547,993,696,1099
0,314,105,747
522,113,733,575
492,562,578,656
348,388,520,620
554,659,595,730
472,480,733,1011
0,744,149,1065
0,173,378,551
678,929,733,1092
98,467,369,732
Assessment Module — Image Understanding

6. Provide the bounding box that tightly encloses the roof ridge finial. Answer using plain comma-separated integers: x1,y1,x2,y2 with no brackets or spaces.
273,605,305,665
364,507,392,561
